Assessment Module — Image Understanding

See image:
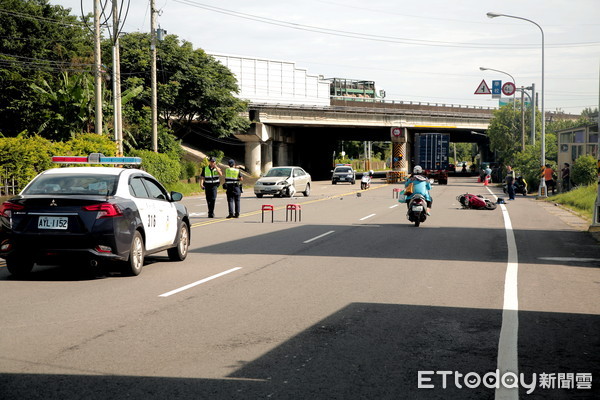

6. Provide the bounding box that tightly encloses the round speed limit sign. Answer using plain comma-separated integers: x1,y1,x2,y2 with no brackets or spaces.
391,127,402,137
502,82,516,96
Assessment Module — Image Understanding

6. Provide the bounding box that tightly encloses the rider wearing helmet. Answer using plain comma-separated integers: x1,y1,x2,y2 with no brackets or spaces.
405,165,433,215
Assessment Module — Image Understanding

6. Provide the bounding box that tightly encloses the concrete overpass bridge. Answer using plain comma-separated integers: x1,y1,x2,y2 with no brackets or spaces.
235,99,495,179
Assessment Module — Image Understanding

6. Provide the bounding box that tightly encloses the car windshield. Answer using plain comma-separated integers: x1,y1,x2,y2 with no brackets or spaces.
335,167,352,173
23,174,119,196
265,168,292,178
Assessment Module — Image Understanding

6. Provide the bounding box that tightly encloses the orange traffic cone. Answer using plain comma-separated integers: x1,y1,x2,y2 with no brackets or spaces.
477,176,481,183
483,176,489,186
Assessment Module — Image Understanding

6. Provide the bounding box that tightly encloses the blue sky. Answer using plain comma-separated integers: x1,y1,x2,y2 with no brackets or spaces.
50,0,600,114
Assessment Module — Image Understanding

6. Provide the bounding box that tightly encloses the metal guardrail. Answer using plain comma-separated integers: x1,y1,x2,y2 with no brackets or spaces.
249,99,495,120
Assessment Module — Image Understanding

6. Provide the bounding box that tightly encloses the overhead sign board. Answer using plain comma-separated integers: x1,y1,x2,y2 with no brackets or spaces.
474,80,491,95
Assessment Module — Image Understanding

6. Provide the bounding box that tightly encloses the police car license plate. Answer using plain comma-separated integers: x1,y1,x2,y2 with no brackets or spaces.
412,205,424,212
38,216,68,230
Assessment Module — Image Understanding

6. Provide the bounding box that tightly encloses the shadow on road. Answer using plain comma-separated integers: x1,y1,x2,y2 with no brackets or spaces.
1,303,597,399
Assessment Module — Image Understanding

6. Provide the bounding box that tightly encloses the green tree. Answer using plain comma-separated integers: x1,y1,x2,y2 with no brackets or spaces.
113,32,250,139
486,104,522,162
572,155,597,186
29,72,95,140
0,0,94,137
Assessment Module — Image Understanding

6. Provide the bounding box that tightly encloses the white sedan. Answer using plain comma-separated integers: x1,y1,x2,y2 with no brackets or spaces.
254,166,311,198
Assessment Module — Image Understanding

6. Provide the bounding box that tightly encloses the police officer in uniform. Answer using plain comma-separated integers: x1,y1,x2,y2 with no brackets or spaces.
225,159,243,218
200,156,222,218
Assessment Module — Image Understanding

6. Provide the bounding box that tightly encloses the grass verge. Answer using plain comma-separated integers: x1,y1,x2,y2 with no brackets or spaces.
546,184,598,222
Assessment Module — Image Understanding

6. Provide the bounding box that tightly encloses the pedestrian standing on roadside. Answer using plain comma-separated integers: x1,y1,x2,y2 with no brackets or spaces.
543,163,556,195
224,159,243,218
505,165,516,200
561,163,571,192
200,156,222,218
484,165,492,184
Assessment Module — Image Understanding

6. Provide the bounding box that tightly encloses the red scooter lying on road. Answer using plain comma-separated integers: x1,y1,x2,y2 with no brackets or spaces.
457,193,497,210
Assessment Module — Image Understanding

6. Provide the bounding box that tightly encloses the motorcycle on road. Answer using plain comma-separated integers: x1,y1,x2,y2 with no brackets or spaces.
406,194,428,227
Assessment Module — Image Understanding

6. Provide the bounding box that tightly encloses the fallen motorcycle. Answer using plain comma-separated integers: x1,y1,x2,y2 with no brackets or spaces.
457,193,497,210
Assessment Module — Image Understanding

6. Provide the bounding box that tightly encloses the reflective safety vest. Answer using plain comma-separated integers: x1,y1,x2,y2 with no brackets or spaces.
203,166,220,184
225,168,241,185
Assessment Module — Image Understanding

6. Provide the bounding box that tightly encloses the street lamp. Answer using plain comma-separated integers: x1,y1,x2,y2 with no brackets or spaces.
479,66,516,106
487,11,546,197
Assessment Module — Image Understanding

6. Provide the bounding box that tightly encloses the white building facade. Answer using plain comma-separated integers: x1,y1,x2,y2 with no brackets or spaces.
209,53,331,106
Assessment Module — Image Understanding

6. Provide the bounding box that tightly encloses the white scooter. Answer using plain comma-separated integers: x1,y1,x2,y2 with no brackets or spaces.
360,171,373,190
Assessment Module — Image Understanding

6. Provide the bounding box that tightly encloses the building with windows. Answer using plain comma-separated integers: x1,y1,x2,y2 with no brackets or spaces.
557,122,598,179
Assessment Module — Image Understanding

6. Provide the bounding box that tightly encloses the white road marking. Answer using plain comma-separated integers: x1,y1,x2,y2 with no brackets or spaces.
538,257,600,263
491,184,519,400
389,204,399,209
359,213,376,221
189,212,206,217
303,230,335,244
159,267,242,297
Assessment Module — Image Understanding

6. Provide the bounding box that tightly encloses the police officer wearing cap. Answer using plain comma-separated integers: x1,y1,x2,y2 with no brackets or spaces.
225,159,243,218
200,156,222,218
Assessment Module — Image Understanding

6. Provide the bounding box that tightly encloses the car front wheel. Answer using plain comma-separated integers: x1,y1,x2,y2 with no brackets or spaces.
168,222,190,261
124,231,144,276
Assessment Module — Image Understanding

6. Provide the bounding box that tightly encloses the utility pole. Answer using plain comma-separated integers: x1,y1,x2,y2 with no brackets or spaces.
112,0,123,156
530,83,536,145
520,87,526,151
591,61,600,230
151,0,158,153
93,0,102,135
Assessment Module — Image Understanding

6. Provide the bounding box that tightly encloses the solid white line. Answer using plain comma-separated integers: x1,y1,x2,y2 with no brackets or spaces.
303,230,335,244
495,200,519,400
389,204,399,209
360,213,376,221
159,267,242,297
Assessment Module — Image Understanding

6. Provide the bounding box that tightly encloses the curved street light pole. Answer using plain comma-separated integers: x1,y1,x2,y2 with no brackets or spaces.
487,12,546,197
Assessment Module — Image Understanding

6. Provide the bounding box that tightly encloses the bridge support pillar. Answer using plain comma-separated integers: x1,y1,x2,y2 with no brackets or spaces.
245,141,262,177
262,140,273,172
390,128,409,181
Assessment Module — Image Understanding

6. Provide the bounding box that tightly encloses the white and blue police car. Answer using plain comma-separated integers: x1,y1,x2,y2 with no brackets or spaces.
0,154,190,277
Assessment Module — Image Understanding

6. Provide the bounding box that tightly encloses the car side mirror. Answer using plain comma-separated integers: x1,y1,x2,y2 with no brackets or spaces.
170,191,183,201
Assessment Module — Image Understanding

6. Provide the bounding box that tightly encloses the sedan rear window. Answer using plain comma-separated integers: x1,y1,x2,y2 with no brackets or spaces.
23,174,118,196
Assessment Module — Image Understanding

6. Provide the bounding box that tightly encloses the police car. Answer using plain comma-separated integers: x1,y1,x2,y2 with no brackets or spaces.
0,154,190,277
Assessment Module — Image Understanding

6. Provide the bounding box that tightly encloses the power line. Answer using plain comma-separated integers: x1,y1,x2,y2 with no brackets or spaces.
173,0,600,49
0,8,84,27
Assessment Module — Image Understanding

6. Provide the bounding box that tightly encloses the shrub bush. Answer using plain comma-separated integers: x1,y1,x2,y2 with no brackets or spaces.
129,149,181,184
572,155,597,186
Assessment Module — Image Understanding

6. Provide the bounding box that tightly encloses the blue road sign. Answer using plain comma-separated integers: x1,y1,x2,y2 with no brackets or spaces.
492,80,502,95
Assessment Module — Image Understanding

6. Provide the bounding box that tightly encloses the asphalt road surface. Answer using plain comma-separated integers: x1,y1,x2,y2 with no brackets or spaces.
1,176,599,399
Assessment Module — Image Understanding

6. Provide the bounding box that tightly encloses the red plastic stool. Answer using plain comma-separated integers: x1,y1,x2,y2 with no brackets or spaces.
261,204,274,223
286,204,302,222
393,188,402,198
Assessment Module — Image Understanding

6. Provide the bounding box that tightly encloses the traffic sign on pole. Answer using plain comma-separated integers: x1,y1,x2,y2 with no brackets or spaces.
474,80,491,95
502,82,516,96
492,80,502,99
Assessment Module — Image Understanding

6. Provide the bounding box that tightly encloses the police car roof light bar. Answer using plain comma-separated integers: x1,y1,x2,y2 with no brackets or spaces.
52,153,142,165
